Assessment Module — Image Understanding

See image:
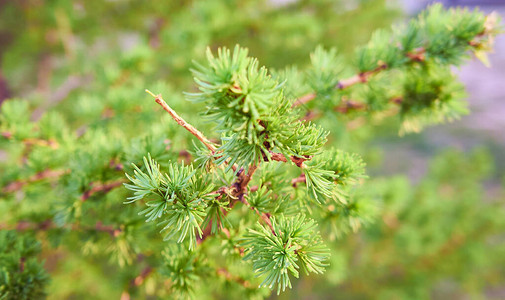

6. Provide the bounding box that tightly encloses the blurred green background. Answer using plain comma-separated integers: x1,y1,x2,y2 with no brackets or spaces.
0,0,504,299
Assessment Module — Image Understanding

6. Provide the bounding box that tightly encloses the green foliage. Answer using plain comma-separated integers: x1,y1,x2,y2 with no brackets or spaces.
158,245,210,299
399,64,468,134
303,148,366,204
290,3,500,133
0,1,503,299
188,45,330,172
188,46,282,144
0,100,33,140
0,231,49,300
124,155,214,250
306,46,346,96
241,215,329,294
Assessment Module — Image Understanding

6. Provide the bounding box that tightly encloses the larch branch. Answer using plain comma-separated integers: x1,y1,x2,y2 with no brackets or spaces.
147,89,216,152
2,169,67,193
81,179,127,201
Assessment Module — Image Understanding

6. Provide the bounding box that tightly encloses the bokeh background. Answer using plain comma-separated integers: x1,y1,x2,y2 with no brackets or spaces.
1,0,504,299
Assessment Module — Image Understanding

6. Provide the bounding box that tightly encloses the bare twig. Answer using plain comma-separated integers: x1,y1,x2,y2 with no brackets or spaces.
2,169,67,193
341,63,388,89
1,132,59,149
235,165,258,197
81,179,126,201
291,173,306,187
294,24,492,109
292,93,316,107
132,266,153,287
334,99,368,114
147,90,216,152
293,63,388,108
266,152,308,168
217,268,250,288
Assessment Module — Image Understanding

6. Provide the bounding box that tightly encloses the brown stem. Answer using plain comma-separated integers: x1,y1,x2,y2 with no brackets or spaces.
217,268,250,288
268,152,287,163
1,132,59,149
238,165,258,194
293,19,495,109
334,99,368,114
259,212,275,235
132,266,153,287
19,257,26,272
200,164,268,242
293,63,388,108
339,63,388,89
406,47,425,62
1,131,12,139
94,221,123,237
267,151,308,168
291,173,306,187
148,90,216,153
122,257,154,299
2,169,67,193
229,165,258,205
81,179,126,201
292,93,316,107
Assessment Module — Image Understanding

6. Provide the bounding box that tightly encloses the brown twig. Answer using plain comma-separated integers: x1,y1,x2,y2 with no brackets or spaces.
1,131,12,139
293,63,388,108
235,165,258,196
147,90,216,153
266,152,308,168
132,266,153,287
334,99,368,114
2,169,67,193
121,256,155,300
406,47,426,62
217,268,250,288
147,92,300,240
81,179,126,201
268,152,287,163
336,64,387,90
1,132,59,149
292,93,316,106
291,173,306,187
19,257,26,272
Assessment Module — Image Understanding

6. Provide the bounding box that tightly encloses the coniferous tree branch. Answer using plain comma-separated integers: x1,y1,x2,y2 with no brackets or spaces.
147,89,217,153
1,3,502,299
2,169,67,193
80,179,127,201
292,64,388,107
293,8,498,111
216,268,250,288
1,131,59,148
